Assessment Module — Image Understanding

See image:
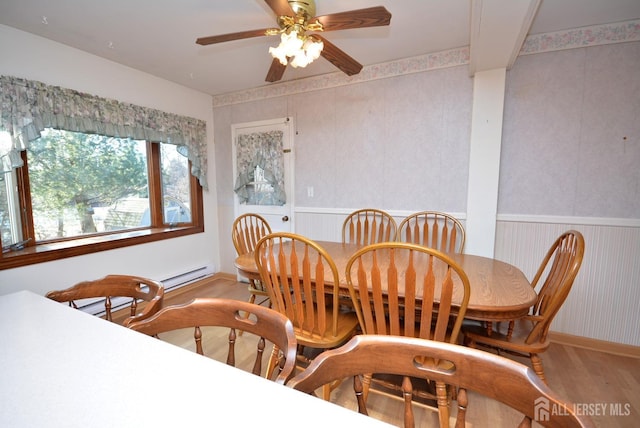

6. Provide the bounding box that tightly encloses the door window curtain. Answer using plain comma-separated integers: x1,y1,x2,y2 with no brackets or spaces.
234,130,286,206
0,75,208,189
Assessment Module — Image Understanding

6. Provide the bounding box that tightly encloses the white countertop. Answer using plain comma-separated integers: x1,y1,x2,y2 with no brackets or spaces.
0,290,390,427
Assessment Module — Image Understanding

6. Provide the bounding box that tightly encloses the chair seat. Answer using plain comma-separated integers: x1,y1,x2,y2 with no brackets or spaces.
295,309,359,349
463,317,550,355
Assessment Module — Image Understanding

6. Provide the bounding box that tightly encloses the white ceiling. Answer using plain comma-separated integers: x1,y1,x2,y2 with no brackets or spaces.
1,0,639,97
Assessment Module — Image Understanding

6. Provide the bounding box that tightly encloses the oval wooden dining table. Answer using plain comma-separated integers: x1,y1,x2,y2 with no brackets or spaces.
235,240,537,322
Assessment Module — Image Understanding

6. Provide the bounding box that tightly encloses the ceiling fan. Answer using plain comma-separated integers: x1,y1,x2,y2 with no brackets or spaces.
196,0,392,82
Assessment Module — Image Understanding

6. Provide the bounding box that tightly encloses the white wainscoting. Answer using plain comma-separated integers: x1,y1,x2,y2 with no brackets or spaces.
294,207,639,347
495,217,640,347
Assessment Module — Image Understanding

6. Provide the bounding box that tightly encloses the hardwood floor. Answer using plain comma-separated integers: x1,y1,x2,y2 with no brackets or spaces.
119,275,639,427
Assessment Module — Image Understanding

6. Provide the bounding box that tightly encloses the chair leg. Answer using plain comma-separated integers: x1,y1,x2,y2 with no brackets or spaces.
322,384,331,401
507,321,515,338
436,381,450,428
247,293,257,306
402,376,415,428
530,354,547,384
354,375,368,415
265,346,280,381
454,388,468,428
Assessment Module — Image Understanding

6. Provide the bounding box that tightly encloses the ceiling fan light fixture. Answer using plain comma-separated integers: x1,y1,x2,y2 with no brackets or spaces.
304,36,323,58
269,30,323,68
196,2,390,82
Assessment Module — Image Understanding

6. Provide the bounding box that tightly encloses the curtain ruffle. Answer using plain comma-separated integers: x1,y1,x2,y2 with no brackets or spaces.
0,75,208,189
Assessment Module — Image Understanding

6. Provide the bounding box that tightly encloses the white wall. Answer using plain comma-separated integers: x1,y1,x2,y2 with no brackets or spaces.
0,25,220,295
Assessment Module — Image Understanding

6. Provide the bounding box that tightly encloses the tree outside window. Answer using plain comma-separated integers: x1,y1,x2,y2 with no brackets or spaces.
0,128,202,269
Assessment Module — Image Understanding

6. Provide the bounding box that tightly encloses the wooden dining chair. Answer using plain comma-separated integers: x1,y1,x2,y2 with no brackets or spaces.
232,213,273,309
345,242,471,427
45,274,164,326
342,208,397,245
254,232,360,399
288,335,594,428
463,230,585,384
127,297,297,384
397,211,465,253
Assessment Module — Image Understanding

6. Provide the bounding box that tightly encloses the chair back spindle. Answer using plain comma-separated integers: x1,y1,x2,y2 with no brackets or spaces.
288,335,594,428
463,230,585,384
232,213,273,313
342,209,397,246
346,242,470,343
46,274,164,326
397,211,465,253
527,231,585,344
255,232,360,399
232,213,272,256
345,242,471,427
128,298,297,384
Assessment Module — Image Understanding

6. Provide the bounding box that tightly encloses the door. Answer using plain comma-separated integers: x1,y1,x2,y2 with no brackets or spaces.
232,117,294,233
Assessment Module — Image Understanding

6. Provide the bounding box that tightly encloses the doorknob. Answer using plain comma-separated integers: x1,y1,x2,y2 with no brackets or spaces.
282,216,289,222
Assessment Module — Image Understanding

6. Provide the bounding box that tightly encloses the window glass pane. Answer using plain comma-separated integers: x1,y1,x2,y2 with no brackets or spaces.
0,131,20,249
160,143,191,224
247,165,277,205
27,129,149,240
1,169,23,249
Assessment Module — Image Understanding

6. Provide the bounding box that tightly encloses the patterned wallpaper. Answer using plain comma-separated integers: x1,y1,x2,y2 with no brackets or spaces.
213,19,640,108
499,40,640,218
212,46,470,107
521,19,640,55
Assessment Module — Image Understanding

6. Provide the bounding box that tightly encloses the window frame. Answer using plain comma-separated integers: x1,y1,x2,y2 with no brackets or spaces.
0,141,204,270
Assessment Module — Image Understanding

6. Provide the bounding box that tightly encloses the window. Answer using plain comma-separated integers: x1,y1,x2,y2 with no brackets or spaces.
0,75,208,270
0,129,203,270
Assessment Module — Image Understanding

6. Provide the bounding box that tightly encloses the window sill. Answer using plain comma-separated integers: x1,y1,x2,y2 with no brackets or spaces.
0,226,204,270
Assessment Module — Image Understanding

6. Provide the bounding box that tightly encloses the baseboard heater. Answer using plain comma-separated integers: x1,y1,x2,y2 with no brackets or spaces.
79,265,215,316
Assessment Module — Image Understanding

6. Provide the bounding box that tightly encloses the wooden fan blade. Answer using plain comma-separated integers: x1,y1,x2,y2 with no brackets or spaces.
315,35,363,76
314,6,391,32
264,0,294,18
196,29,272,45
266,58,287,82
